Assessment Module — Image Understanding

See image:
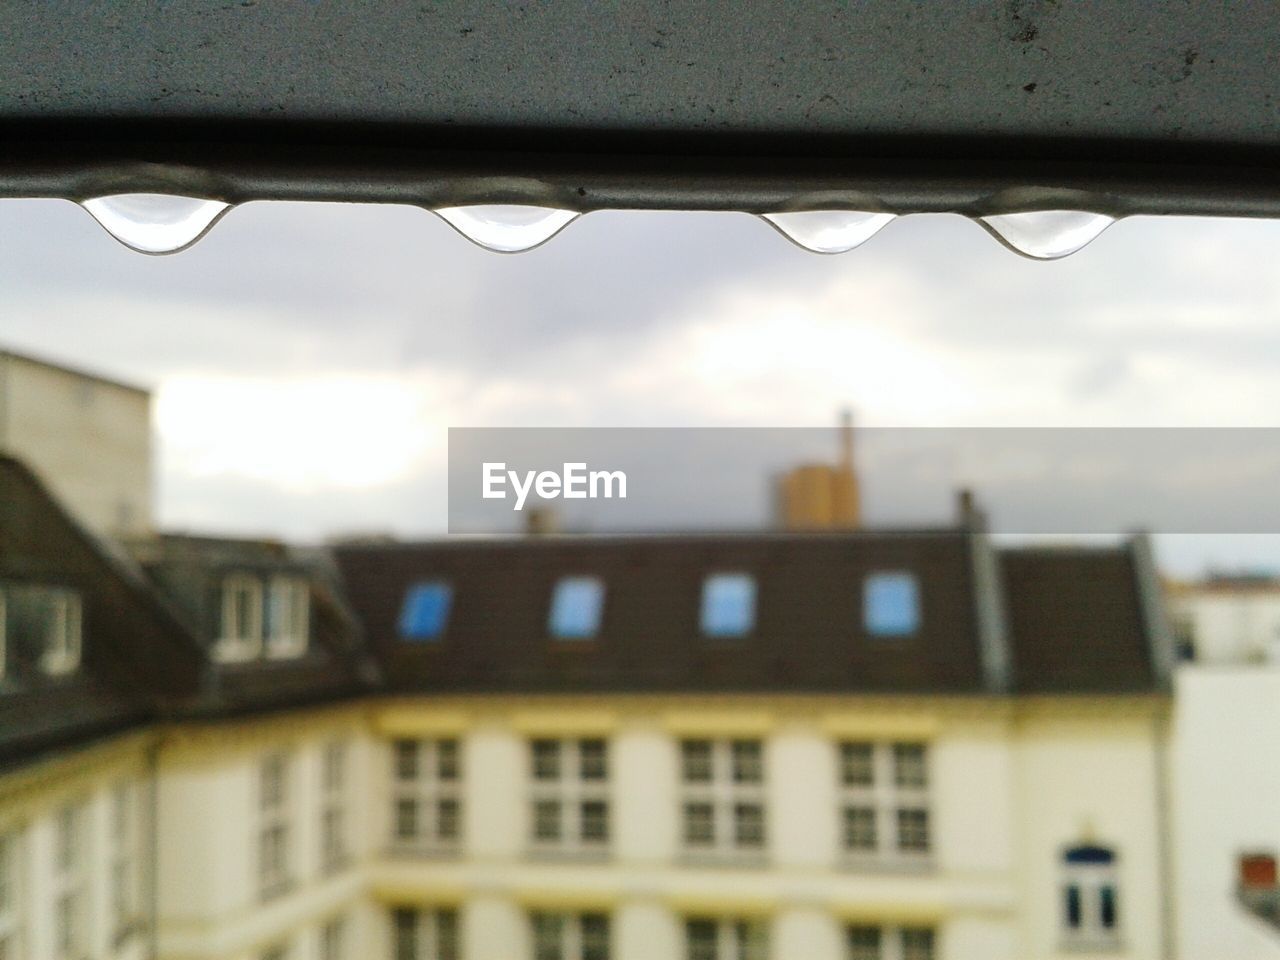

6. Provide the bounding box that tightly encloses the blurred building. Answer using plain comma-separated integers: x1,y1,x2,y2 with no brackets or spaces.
1167,574,1280,664
1,442,1184,960
775,411,860,531
0,349,152,539
1169,574,1280,959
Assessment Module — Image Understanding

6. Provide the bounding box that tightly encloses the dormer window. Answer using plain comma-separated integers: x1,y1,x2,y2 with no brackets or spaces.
216,574,263,662
2,584,82,677
266,576,309,659
863,572,921,637
549,577,605,640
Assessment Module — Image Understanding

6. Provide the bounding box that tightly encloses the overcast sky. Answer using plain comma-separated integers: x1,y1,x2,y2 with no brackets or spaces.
4,198,1280,575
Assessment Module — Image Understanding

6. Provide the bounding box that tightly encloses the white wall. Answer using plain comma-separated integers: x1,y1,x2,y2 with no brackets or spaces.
1014,715,1168,960
0,352,152,538
1173,592,1280,665
1173,667,1280,960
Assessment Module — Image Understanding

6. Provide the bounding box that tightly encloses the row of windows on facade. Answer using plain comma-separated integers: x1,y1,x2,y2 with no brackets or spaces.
390,908,937,960
217,573,311,662
0,781,142,960
397,571,922,642
0,583,82,680
390,738,931,861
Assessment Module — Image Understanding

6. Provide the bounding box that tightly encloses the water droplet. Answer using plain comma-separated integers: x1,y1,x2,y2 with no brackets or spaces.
433,205,579,253
80,194,231,255
761,210,896,254
979,210,1115,260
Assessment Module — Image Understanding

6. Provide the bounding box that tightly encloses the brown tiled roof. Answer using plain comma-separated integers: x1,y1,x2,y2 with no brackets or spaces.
0,456,203,767
1000,547,1157,694
333,531,990,695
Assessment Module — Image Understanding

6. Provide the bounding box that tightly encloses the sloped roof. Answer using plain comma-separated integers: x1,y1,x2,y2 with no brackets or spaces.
333,530,1166,696
1001,546,1157,694
0,456,201,767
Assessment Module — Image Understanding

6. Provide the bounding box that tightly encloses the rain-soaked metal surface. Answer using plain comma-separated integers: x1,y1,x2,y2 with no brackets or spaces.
1,2,1278,216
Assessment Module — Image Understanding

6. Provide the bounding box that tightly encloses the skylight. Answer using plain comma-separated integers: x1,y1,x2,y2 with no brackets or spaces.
700,573,757,638
398,582,453,641
863,572,921,638
549,577,605,640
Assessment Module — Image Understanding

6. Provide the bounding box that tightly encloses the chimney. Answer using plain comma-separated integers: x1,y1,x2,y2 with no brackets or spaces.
525,507,560,536
956,488,987,530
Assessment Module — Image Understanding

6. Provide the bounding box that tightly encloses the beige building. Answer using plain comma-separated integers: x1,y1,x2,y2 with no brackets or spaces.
0,349,152,539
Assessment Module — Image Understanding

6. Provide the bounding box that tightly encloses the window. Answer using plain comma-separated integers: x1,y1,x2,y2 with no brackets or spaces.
321,742,348,873
53,802,87,960
700,573,756,637
549,577,605,639
259,754,292,899
532,911,611,960
218,573,263,661
530,739,610,855
391,739,462,853
0,829,22,960
863,572,920,637
1061,844,1120,948
399,581,454,641
266,575,309,658
839,742,931,864
110,780,140,940
684,917,768,960
393,908,459,960
847,925,936,960
680,740,766,860
2,584,82,676
320,916,346,960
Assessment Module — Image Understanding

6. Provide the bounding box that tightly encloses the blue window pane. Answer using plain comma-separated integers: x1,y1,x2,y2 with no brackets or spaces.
549,577,604,639
398,582,453,641
863,572,921,636
701,573,756,637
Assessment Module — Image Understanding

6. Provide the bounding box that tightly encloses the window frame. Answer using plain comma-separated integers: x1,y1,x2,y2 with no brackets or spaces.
699,572,757,639
548,576,606,641
258,752,293,901
217,573,264,662
684,916,769,960
531,910,612,960
528,738,611,858
0,826,24,960
393,906,459,960
109,779,143,943
321,741,349,875
679,739,767,863
398,580,454,642
52,800,88,960
390,739,463,855
1060,843,1122,950
862,571,922,638
846,924,937,960
838,741,932,869
265,574,310,659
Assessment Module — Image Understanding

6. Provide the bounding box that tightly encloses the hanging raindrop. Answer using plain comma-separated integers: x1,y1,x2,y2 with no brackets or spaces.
433,205,579,253
978,210,1115,260
80,193,232,255
761,210,896,254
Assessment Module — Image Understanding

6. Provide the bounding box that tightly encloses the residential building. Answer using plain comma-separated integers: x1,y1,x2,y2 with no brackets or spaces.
0,441,1190,960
